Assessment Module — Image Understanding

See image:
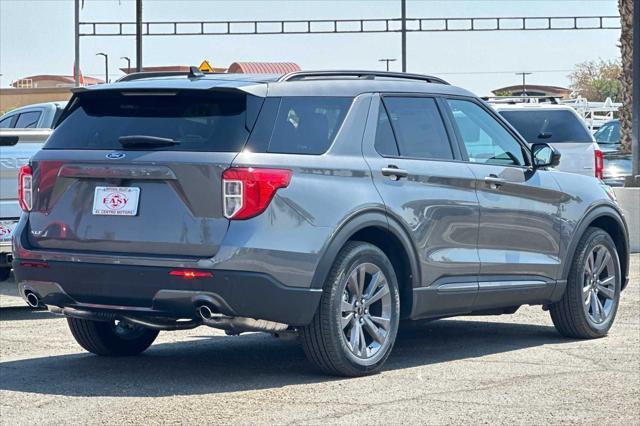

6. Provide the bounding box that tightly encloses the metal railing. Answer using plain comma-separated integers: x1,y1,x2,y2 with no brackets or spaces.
79,15,621,37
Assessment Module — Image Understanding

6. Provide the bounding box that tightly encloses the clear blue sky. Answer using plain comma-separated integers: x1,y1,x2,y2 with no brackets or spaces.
0,0,621,95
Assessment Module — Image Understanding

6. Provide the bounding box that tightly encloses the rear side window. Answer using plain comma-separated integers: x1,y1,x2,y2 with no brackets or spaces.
381,97,453,160
499,109,593,143
15,111,41,128
267,97,352,155
594,121,620,144
374,103,399,156
45,90,261,152
0,115,15,128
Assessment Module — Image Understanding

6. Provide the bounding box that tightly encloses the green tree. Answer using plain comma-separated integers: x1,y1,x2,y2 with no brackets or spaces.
569,59,622,102
618,0,633,154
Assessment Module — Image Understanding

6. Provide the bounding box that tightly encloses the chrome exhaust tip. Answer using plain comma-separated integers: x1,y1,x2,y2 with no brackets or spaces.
198,305,213,320
25,291,40,308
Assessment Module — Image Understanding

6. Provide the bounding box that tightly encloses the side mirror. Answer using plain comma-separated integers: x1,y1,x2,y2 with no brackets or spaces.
531,143,561,169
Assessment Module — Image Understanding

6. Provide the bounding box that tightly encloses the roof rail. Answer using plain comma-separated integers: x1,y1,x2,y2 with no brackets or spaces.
482,95,560,105
279,70,449,85
118,67,206,82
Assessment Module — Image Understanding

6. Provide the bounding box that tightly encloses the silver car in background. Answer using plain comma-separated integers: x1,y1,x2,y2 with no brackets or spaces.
0,102,63,280
491,102,603,179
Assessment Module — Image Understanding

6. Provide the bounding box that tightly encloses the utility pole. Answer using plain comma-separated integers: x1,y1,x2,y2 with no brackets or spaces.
516,72,532,95
96,53,109,83
74,0,80,87
379,58,397,72
631,0,639,184
136,0,143,71
401,0,407,72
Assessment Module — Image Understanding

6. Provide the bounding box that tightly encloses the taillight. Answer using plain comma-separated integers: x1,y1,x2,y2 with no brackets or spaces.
595,149,604,180
18,165,33,212
222,167,292,220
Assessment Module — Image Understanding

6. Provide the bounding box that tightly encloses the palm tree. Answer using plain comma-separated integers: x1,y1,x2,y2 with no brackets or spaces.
618,0,633,154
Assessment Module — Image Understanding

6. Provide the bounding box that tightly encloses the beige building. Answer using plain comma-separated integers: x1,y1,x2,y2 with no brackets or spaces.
492,84,572,99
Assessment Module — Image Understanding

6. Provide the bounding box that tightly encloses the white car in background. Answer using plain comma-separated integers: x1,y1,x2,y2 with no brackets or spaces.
490,101,602,179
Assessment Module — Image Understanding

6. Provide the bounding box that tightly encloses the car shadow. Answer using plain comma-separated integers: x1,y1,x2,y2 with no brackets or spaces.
0,306,57,321
0,317,572,397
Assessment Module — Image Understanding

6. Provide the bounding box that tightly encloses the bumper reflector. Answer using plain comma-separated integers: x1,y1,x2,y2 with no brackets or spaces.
169,270,213,279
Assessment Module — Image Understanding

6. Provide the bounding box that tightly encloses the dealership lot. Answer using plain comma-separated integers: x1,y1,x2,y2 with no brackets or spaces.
0,255,638,425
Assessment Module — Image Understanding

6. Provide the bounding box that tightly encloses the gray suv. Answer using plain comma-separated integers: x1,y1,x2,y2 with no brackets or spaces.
12,70,630,376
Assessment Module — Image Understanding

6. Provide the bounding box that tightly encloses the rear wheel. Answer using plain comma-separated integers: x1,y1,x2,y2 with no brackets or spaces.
67,317,159,356
300,242,400,376
550,228,621,338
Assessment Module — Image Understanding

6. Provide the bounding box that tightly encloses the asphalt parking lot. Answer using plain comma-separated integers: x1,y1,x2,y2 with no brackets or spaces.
1,256,638,425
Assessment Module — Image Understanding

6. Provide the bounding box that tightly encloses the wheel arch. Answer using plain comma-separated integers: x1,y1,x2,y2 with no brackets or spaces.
563,204,630,291
310,209,421,319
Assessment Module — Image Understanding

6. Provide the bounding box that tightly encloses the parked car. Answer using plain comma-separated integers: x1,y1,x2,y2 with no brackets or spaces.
0,101,65,281
593,119,632,187
491,102,603,179
0,101,67,129
12,70,629,376
0,129,50,280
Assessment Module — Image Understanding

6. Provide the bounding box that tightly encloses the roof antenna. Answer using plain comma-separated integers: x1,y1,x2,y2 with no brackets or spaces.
188,66,204,79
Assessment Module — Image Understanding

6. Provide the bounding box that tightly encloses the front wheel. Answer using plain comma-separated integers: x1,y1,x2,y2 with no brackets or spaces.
300,241,400,376
67,317,159,356
550,228,621,339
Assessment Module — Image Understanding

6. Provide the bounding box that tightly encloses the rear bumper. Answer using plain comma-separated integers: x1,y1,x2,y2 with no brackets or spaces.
12,260,321,326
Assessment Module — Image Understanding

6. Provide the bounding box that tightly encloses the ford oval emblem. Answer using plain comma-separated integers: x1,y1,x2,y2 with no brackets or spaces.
106,152,126,160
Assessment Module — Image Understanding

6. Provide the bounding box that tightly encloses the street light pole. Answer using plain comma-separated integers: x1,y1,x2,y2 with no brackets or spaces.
121,56,131,73
401,0,407,72
516,72,532,95
74,0,80,87
136,0,143,72
378,58,397,72
96,53,109,83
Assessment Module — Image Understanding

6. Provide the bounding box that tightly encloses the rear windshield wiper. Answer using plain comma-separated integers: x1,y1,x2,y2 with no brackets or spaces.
118,135,179,147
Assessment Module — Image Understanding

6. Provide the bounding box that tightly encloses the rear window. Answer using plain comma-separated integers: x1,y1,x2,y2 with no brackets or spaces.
499,109,592,144
45,90,261,152
266,97,352,155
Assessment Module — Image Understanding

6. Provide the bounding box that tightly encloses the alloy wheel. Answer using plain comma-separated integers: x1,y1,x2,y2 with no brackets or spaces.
340,262,392,360
582,244,616,324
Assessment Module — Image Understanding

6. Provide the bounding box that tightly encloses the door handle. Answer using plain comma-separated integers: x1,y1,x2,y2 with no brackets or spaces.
484,175,506,187
381,166,409,180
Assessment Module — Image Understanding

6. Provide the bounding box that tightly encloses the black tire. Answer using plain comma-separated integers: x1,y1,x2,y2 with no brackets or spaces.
550,227,621,339
0,267,11,282
300,241,400,376
67,317,159,356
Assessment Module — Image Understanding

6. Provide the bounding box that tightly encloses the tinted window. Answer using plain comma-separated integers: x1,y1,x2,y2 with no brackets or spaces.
594,121,620,144
45,91,259,152
15,111,41,128
499,109,592,143
268,97,352,155
382,97,453,160
0,115,14,128
374,103,399,156
448,99,526,166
